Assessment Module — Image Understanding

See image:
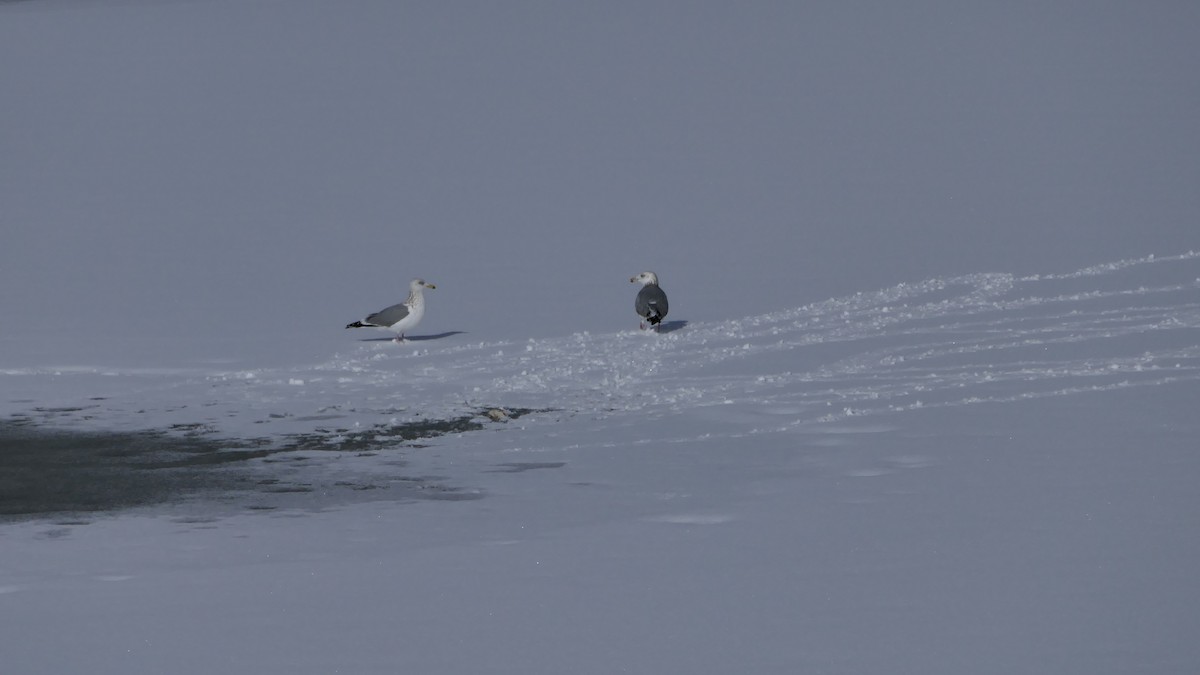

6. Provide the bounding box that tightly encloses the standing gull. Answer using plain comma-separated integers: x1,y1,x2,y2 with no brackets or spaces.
630,271,669,330
346,278,436,342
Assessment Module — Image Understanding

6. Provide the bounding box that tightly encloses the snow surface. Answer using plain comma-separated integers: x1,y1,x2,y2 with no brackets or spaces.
3,2,1200,674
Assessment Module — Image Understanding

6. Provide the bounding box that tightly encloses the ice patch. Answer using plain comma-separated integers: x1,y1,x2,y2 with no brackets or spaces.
845,468,892,477
647,514,736,525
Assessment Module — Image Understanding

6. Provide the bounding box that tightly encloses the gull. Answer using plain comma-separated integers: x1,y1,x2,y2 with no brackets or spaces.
346,278,436,342
630,271,669,330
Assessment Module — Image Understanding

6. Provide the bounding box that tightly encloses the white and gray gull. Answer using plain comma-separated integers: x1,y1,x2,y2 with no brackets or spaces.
345,278,436,342
630,271,669,330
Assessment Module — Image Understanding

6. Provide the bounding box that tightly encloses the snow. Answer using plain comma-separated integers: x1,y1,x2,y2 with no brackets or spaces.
2,2,1200,674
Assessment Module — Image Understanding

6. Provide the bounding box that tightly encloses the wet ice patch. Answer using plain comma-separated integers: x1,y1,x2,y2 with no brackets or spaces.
0,410,544,521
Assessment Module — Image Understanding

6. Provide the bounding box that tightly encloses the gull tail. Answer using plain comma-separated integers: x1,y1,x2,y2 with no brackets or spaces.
346,321,370,329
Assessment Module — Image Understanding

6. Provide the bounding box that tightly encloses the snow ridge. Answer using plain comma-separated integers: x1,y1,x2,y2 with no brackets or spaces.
5,254,1199,450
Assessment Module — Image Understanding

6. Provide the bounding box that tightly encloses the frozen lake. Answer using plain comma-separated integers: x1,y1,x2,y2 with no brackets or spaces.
2,1,1198,673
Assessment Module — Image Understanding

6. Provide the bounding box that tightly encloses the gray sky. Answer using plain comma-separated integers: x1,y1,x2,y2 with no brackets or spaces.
2,1,1197,349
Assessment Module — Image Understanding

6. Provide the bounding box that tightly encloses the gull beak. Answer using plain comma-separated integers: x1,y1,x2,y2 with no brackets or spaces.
629,276,638,283
426,282,437,289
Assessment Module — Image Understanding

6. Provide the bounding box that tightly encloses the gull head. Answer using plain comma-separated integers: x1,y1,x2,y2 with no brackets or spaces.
630,271,659,286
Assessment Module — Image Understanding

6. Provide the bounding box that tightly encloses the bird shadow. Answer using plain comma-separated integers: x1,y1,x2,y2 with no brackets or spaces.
357,331,467,343
654,320,689,334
